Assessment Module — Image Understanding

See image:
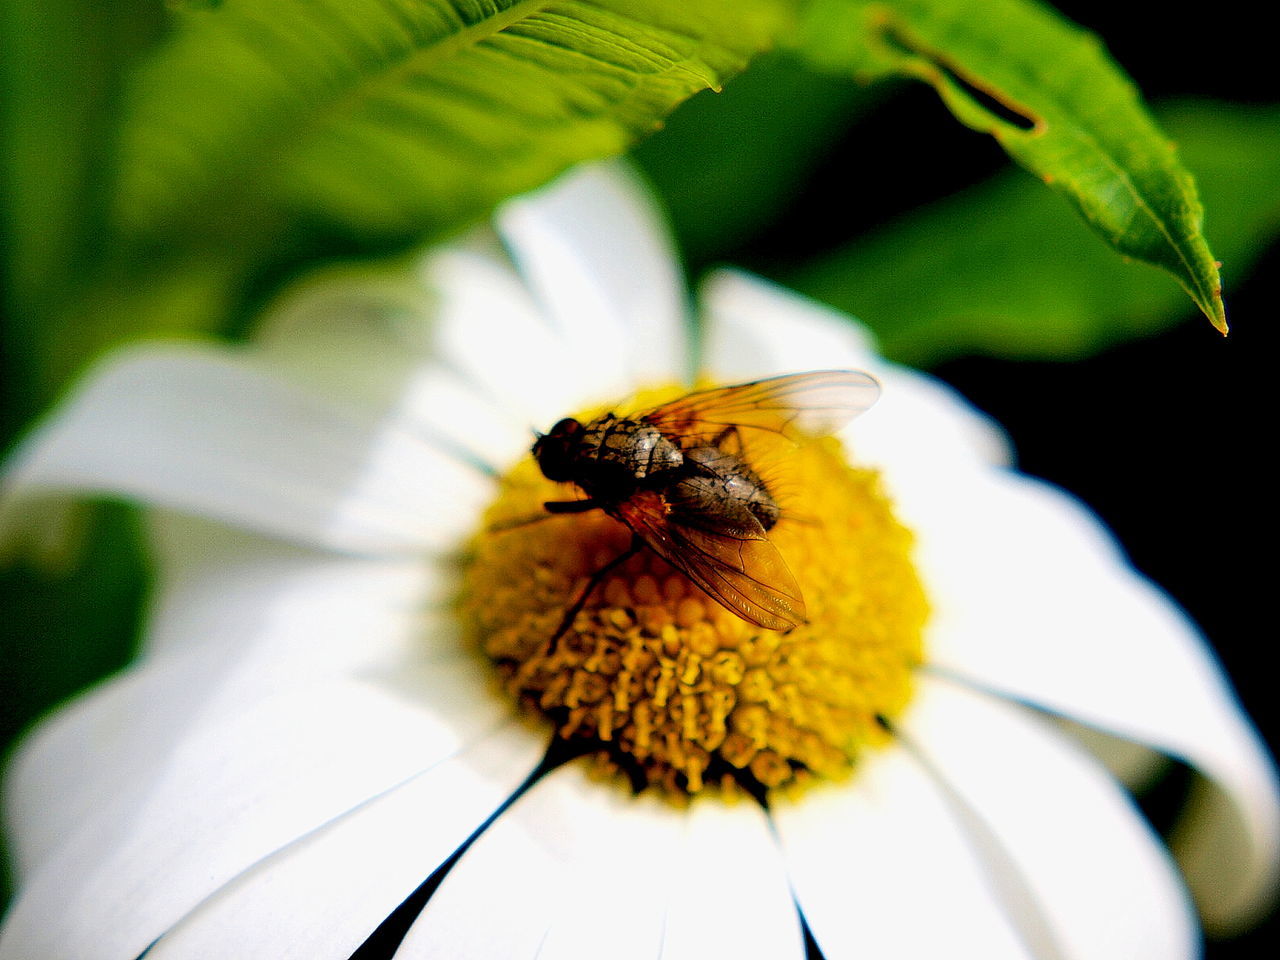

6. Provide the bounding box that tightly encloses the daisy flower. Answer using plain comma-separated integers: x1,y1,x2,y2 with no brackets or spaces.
1,164,1277,960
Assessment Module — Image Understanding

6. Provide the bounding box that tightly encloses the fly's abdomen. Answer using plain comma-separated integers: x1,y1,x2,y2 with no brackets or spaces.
669,446,780,533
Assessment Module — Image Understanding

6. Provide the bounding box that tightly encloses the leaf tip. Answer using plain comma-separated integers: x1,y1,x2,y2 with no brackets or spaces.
1210,303,1229,336
1207,262,1228,335
1202,283,1228,335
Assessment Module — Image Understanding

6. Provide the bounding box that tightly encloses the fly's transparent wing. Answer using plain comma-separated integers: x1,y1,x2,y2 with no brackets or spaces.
615,491,806,631
640,370,879,449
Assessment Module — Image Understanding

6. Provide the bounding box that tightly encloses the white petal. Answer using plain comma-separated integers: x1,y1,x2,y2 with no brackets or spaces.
700,268,878,377
146,722,544,960
403,763,682,959
142,511,445,666
900,677,1197,960
0,668,507,960
251,256,439,410
423,247,593,432
498,163,688,389
844,363,1014,472
1173,774,1280,934
922,468,1280,927
4,644,271,879
392,363,533,474
1056,718,1171,793
660,798,805,960
699,268,1011,468
6,521,450,876
774,743,1032,960
252,259,533,473
0,345,492,558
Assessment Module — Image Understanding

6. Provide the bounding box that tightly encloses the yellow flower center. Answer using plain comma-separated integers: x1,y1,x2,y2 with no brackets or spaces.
458,394,927,801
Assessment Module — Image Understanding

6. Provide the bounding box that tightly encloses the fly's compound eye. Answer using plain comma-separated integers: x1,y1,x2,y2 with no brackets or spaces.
550,418,583,437
534,418,584,482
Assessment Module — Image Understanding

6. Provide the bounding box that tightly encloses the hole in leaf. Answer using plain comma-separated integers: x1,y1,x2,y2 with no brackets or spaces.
880,25,1039,132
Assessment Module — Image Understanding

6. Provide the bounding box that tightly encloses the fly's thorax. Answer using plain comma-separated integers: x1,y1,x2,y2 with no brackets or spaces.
580,415,684,484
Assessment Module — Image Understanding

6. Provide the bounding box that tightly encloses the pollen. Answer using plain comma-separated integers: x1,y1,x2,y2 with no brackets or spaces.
458,429,927,800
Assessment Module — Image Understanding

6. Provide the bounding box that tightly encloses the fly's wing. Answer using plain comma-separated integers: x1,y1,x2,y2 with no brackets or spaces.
616,371,869,626
616,491,806,631
640,370,880,451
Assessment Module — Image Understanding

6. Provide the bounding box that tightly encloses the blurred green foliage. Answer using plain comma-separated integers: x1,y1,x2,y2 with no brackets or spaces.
2,0,795,406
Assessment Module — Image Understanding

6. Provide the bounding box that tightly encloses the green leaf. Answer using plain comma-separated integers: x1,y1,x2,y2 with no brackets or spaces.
16,0,792,398
113,0,794,249
787,102,1280,365
786,0,1227,334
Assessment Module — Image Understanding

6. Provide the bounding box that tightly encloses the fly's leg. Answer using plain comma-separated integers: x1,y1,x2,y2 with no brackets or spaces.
487,513,554,534
487,498,600,533
542,534,644,659
543,498,601,514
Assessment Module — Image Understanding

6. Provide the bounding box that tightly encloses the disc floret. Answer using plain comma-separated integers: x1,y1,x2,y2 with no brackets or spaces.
460,433,927,800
